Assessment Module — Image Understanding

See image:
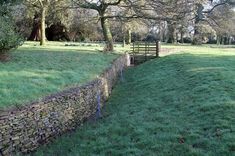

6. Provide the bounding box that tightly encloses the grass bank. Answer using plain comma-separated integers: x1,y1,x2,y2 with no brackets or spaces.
32,46,235,156
0,42,119,108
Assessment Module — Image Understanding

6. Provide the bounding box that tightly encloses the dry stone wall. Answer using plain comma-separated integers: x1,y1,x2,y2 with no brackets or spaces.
0,54,130,156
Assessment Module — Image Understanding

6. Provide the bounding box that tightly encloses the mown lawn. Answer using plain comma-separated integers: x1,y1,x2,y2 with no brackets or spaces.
31,46,235,156
0,42,119,109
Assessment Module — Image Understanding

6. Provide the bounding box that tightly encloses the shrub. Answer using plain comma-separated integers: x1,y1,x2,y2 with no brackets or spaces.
183,37,192,43
193,24,216,45
0,15,23,53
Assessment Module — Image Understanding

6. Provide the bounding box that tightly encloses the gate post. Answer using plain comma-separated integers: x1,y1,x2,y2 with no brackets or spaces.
131,42,135,64
156,40,160,58
145,42,147,61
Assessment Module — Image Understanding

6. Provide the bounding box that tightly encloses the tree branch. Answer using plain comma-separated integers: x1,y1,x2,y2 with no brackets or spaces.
203,1,228,14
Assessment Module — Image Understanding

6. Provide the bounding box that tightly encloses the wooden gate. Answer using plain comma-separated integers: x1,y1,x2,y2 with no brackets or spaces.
130,41,160,64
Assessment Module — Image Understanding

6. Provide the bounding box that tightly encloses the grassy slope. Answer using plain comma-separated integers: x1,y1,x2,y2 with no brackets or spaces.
32,46,235,156
0,42,119,108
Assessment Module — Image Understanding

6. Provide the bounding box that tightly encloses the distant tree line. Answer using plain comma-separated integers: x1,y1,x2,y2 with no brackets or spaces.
1,0,235,52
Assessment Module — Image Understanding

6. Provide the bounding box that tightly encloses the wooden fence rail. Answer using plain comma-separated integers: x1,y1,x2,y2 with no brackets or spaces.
130,41,160,64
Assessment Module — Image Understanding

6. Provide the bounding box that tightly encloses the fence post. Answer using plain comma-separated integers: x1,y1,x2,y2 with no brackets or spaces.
145,42,147,61
133,42,135,53
137,42,139,53
132,42,135,64
156,40,160,58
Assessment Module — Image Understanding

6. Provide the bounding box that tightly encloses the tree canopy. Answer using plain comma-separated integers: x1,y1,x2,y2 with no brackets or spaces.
1,0,235,52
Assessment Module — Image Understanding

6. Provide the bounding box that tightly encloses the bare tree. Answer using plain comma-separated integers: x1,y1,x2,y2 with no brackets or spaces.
193,0,235,44
208,4,235,44
71,0,123,52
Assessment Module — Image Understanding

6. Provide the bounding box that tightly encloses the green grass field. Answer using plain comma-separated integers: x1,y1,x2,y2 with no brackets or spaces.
0,42,121,109
31,45,235,156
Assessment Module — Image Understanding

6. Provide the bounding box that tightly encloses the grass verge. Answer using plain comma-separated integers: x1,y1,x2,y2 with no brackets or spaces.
31,46,235,156
0,42,119,109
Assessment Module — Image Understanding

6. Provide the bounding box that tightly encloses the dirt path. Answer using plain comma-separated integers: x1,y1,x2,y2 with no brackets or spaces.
160,48,182,57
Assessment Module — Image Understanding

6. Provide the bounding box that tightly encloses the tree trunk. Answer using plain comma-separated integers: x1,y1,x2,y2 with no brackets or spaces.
100,17,114,52
180,31,184,44
192,28,201,45
192,3,204,45
222,37,225,45
217,36,221,45
122,31,126,47
162,21,167,42
127,29,131,45
159,25,163,42
40,7,46,46
28,23,41,41
225,36,229,45
229,36,232,45
162,28,167,42
168,22,177,44
28,13,41,41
